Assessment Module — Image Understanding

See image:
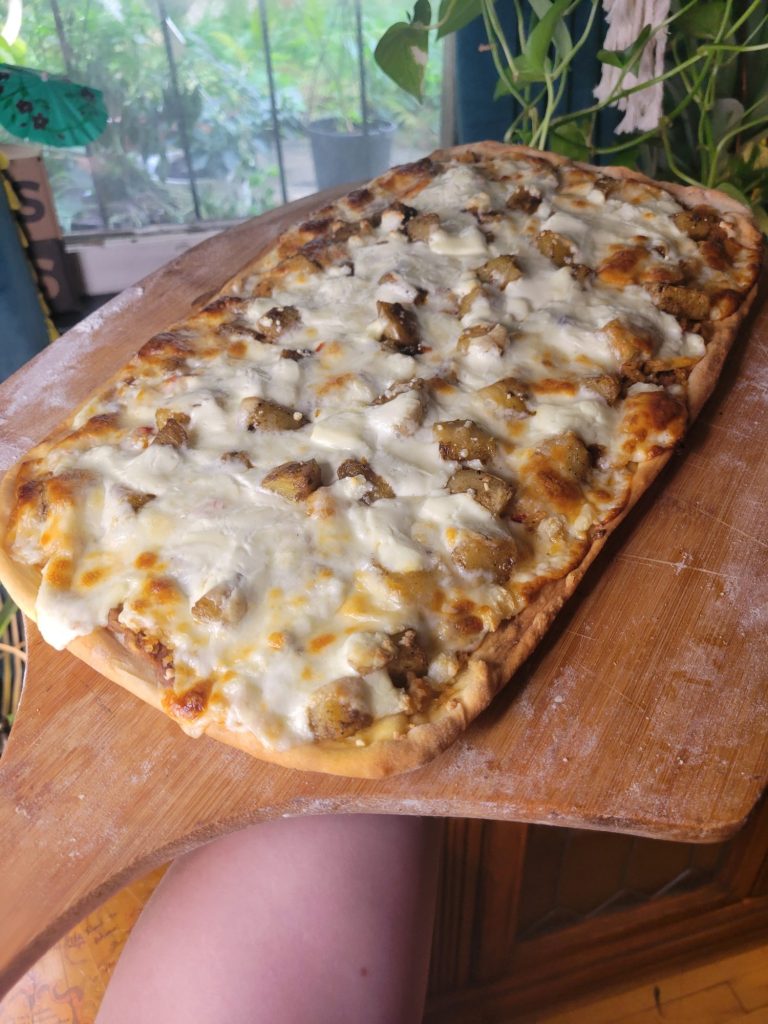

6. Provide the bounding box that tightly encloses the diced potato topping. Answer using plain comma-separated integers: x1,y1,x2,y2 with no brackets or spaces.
434,420,498,464
262,459,322,502
346,626,427,681
379,200,417,231
447,468,515,516
125,490,156,512
257,305,301,341
603,318,657,364
241,397,307,431
337,457,395,503
535,230,576,267
478,377,530,415
582,374,622,404
153,417,188,448
673,205,719,241
405,211,440,242
648,284,710,320
476,254,522,288
376,300,422,355
307,677,373,740
458,286,486,318
457,322,509,355
156,408,191,430
221,450,253,469
506,186,541,213
451,531,518,584
538,431,591,481
388,628,429,682
192,577,247,626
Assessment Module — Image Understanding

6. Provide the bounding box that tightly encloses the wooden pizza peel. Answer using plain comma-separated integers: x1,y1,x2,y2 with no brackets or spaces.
0,188,766,996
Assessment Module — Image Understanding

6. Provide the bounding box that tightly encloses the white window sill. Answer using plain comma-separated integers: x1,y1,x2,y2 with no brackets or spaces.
65,224,236,296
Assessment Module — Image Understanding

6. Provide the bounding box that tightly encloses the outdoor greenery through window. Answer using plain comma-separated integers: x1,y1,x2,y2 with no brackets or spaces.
2,0,443,233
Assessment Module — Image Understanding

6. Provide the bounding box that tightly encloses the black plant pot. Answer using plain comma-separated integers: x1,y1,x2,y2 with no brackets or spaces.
307,117,396,190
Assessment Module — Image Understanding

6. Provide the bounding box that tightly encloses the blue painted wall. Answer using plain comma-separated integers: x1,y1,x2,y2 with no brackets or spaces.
0,183,50,383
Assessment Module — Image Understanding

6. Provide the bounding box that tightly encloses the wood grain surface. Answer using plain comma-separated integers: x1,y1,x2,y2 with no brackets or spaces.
0,188,766,997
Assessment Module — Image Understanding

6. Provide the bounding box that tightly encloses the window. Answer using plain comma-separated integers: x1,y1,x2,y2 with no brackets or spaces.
5,0,444,235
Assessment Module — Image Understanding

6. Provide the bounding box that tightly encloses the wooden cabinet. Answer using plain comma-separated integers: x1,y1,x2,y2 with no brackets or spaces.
425,798,768,1021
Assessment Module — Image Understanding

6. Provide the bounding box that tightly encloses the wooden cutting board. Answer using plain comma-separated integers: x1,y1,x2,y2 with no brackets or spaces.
0,187,766,996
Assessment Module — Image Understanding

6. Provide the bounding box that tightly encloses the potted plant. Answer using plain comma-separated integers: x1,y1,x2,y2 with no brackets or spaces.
305,0,396,189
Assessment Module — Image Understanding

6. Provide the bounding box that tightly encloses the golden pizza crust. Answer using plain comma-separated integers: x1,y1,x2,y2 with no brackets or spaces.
0,142,763,777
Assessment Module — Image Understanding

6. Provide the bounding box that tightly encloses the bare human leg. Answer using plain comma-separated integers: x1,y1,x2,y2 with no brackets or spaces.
96,814,441,1024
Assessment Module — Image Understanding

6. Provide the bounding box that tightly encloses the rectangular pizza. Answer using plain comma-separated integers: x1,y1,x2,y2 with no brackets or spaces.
0,142,762,777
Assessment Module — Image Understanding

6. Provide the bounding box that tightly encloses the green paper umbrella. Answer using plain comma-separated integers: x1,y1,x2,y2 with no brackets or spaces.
0,63,107,147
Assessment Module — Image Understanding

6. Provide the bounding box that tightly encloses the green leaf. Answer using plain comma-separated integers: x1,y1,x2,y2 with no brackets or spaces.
0,597,17,637
529,0,572,63
751,204,768,236
598,24,652,71
413,0,432,25
494,75,511,100
676,1,727,40
518,0,574,77
374,2,431,101
436,0,482,38
549,119,591,160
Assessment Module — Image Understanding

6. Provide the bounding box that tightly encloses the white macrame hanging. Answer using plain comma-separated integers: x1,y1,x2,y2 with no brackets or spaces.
593,0,671,133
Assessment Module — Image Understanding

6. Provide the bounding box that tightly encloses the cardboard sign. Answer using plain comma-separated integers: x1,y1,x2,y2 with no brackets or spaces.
0,143,80,313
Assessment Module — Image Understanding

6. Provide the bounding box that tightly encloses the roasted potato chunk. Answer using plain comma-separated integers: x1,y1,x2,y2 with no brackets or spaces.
256,305,301,341
458,286,486,318
337,457,395,503
376,300,422,355
346,627,427,678
476,254,522,288
405,211,440,242
478,377,530,415
506,186,542,213
434,420,497,464
153,417,189,449
379,200,418,231
582,374,621,404
456,322,509,354
221,450,253,469
192,577,247,626
262,459,322,502
648,283,710,320
155,408,191,430
307,677,373,740
451,531,518,584
448,468,515,516
539,431,590,481
388,628,429,683
241,397,307,431
603,318,657,364
673,205,719,241
535,230,576,267
125,490,156,512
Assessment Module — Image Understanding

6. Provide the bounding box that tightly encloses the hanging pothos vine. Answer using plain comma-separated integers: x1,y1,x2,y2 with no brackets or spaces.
374,0,768,231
